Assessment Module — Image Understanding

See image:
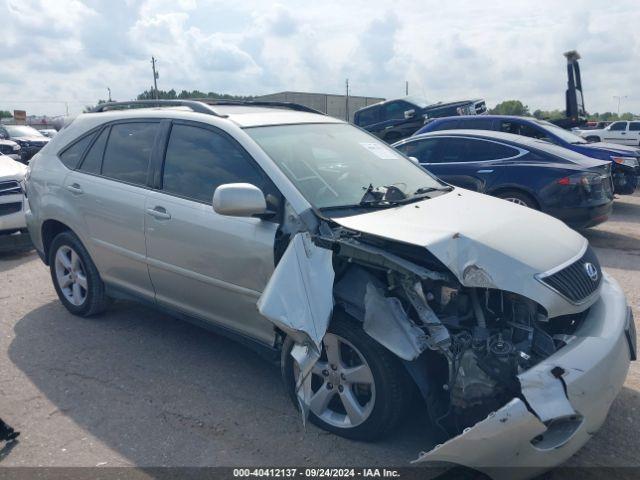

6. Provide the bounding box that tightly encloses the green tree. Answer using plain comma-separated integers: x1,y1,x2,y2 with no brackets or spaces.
532,109,566,121
0,111,13,119
489,100,530,116
137,88,254,101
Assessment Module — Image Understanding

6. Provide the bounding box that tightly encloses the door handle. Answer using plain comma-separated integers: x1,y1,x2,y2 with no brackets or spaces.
66,183,83,194
477,169,494,173
621,132,626,135
146,206,171,220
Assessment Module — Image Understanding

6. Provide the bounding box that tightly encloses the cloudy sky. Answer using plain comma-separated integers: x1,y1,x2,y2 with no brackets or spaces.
1,0,639,116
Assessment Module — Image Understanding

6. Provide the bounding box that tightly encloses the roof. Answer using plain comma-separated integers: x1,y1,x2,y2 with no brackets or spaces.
79,103,342,129
399,129,607,165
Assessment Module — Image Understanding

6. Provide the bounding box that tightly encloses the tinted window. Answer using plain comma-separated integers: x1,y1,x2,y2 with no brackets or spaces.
102,122,158,185
396,139,441,163
79,128,109,174
356,107,379,126
609,122,627,131
162,124,273,204
434,137,519,163
629,122,640,131
430,120,459,131
382,101,411,121
458,119,494,130
58,132,97,169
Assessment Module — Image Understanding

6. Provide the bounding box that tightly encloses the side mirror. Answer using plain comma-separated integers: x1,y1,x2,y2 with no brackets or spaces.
404,109,416,120
213,183,268,218
0,132,7,140
409,156,420,165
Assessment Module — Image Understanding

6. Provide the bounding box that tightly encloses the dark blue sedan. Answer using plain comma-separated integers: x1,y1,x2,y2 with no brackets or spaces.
393,130,614,229
416,115,640,194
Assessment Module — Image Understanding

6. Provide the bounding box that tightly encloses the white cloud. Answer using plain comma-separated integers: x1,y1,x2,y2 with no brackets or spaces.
0,0,639,116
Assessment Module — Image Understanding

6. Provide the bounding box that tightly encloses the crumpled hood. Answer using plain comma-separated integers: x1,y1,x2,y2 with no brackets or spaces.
332,188,589,317
0,156,27,181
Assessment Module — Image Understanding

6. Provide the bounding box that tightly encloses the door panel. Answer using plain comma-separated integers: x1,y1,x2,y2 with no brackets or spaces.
63,171,154,300
144,191,278,344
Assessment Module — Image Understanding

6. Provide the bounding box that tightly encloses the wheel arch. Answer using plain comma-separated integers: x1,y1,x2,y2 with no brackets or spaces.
487,186,541,210
41,219,73,265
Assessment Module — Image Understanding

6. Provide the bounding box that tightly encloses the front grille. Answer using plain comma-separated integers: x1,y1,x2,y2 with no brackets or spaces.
538,246,601,303
0,202,22,216
0,181,21,196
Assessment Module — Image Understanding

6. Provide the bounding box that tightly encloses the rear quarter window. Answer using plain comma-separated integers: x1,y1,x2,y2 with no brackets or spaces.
58,131,98,169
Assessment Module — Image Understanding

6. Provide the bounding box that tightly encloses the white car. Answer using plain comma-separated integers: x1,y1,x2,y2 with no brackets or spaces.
576,120,640,146
0,153,32,252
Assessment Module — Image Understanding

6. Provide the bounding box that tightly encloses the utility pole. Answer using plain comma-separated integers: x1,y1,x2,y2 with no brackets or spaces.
151,56,159,101
613,95,628,117
345,78,350,122
405,80,409,96
107,87,112,102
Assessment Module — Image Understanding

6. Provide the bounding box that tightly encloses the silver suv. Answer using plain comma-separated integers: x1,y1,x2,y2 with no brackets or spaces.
25,100,635,474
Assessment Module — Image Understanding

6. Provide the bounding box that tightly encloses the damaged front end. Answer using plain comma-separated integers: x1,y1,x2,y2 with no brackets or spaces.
258,220,632,476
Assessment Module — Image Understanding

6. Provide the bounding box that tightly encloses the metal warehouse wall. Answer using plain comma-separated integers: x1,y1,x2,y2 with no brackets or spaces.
256,92,384,122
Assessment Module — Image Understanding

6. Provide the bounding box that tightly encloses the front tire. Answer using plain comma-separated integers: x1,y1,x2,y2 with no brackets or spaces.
49,231,109,317
282,315,412,441
585,135,601,143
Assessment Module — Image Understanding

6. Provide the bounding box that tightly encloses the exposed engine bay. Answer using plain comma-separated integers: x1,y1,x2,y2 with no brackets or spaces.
324,227,582,436
257,217,609,472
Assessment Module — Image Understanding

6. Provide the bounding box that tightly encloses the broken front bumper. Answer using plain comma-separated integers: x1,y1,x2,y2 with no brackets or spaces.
416,273,633,478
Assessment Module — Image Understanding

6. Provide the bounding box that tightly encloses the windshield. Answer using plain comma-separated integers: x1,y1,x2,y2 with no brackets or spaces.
533,119,586,144
246,123,445,209
4,125,44,137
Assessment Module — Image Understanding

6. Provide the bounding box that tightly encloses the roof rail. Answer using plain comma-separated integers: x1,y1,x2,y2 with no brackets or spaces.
192,99,325,115
90,100,227,117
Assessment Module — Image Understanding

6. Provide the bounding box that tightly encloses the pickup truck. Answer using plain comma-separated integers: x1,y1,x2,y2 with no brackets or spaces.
353,95,486,143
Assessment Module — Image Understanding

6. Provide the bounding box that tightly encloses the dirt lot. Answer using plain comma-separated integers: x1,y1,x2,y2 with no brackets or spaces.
0,194,638,474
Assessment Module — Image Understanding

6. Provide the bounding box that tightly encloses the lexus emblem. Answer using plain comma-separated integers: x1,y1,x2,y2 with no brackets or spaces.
584,262,598,282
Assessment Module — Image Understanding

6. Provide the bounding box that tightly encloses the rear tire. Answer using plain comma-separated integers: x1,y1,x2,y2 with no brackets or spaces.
49,231,109,317
495,190,539,209
585,135,601,143
282,315,412,441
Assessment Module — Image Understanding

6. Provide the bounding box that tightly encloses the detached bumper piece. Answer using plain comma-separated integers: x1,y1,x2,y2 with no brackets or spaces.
415,274,632,479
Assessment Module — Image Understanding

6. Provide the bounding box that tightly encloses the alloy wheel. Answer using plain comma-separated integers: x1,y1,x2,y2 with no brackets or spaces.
296,333,376,428
54,245,88,306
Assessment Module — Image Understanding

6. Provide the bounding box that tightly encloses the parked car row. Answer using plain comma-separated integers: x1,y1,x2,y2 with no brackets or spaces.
417,115,640,194
393,130,614,229
353,95,487,143
23,100,635,477
0,152,31,252
0,124,51,163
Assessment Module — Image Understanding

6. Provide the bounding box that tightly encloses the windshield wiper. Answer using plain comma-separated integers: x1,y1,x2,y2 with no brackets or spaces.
359,184,406,207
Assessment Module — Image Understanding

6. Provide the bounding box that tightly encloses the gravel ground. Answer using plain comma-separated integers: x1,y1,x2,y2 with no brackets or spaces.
0,194,638,475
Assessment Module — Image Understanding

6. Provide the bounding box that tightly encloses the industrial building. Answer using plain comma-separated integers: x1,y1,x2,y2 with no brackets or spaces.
256,91,384,122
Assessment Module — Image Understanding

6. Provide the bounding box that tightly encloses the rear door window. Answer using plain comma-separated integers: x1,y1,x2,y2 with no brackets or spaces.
79,128,109,174
629,122,640,131
58,132,98,169
101,122,159,186
434,137,519,163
